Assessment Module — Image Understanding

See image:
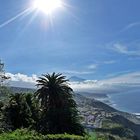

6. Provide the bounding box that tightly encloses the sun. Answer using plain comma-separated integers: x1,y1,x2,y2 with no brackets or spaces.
33,0,62,15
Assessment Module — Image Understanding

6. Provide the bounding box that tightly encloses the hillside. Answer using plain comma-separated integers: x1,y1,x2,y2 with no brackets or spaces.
75,93,140,139
9,86,36,93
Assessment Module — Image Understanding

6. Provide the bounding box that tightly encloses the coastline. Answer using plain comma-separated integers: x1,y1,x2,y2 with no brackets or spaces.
92,93,140,114
133,113,140,119
107,92,140,114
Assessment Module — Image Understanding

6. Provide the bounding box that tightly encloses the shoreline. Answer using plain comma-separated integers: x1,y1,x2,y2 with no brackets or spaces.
133,113,140,119
95,93,140,114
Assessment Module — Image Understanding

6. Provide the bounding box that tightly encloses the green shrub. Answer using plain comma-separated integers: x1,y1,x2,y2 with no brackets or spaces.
0,129,86,140
44,134,86,140
0,129,43,140
88,132,96,140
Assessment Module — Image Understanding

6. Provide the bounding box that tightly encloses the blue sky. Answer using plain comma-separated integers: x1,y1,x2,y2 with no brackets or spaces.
0,0,140,80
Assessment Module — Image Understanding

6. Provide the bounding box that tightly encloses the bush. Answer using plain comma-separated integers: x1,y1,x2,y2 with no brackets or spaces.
0,129,43,140
44,134,86,140
0,129,86,140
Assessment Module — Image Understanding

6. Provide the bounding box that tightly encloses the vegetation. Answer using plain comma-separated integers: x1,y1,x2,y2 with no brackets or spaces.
35,73,84,135
0,129,86,140
0,86,12,101
0,73,85,139
94,118,139,140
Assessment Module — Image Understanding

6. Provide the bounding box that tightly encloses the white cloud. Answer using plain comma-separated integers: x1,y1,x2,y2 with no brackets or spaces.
113,43,140,56
70,72,140,95
5,73,37,88
88,64,98,70
101,72,140,84
63,70,94,75
114,43,129,53
121,22,140,32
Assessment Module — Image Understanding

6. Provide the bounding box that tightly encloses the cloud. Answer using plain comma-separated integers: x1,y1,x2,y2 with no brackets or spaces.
103,60,116,64
5,73,37,88
113,43,140,56
101,72,140,84
106,70,132,78
88,64,98,70
114,43,129,53
63,70,94,75
70,72,140,95
121,22,140,32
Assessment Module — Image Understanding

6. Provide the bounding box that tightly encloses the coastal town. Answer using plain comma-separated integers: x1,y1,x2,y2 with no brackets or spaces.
76,94,113,130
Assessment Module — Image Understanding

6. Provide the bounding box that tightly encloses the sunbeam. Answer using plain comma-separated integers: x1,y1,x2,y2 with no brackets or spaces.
0,8,33,29
0,0,71,32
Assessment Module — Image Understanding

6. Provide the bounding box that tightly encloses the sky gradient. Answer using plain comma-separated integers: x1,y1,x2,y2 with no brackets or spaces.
0,0,140,80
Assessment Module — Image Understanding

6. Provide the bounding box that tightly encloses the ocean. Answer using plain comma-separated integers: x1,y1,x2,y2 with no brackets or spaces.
109,91,140,113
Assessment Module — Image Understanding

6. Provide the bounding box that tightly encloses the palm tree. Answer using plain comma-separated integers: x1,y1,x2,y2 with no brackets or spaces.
35,72,85,135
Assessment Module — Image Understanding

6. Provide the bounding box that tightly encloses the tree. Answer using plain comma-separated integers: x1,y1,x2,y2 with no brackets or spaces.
24,93,41,129
4,93,33,130
36,72,85,135
0,86,12,101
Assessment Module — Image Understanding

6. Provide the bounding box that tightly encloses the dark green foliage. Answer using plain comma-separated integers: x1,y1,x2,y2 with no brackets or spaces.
36,73,85,135
4,93,33,129
24,93,41,129
0,73,85,136
3,93,39,130
0,86,12,101
0,101,4,111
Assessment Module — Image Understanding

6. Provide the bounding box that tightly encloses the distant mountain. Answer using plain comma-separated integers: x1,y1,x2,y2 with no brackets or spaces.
69,76,85,82
9,86,35,93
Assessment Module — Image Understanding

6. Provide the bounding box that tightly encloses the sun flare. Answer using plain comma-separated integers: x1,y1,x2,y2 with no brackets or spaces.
33,0,62,15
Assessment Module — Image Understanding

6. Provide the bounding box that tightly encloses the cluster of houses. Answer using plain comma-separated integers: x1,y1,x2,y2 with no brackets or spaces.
78,103,113,130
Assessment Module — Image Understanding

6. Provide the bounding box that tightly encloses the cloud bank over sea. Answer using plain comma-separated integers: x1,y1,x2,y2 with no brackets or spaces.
5,72,140,95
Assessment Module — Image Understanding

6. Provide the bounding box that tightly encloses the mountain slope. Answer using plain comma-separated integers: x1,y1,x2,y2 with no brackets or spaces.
74,93,140,139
